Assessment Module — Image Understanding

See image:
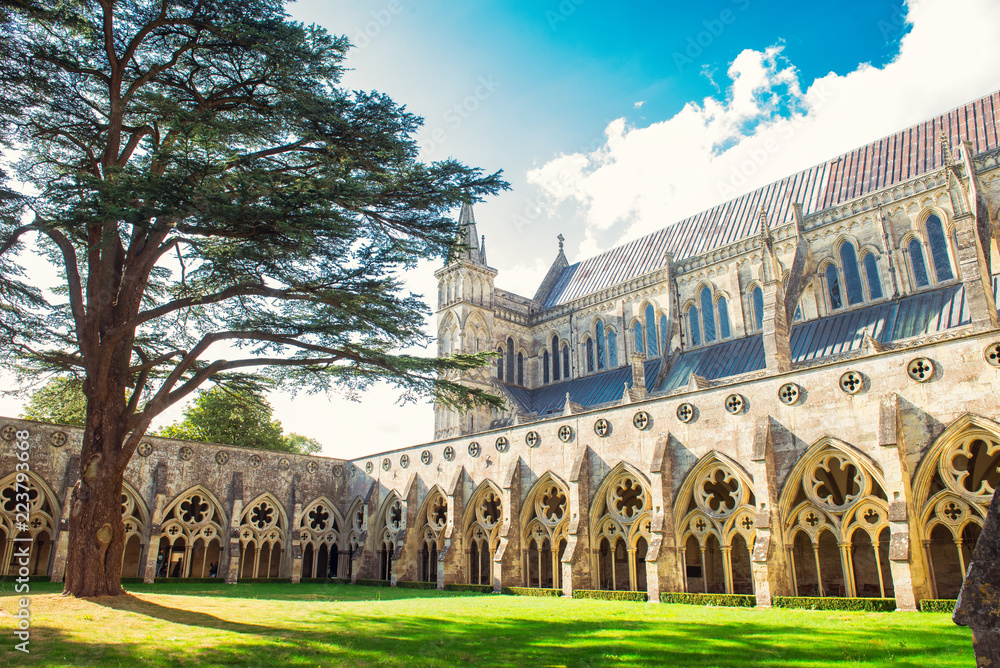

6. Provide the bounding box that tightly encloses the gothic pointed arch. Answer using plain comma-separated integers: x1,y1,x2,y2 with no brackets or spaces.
463,479,504,585
674,451,756,594
415,484,449,582
374,491,405,581
299,495,345,579
0,470,61,576
911,413,1000,598
237,492,287,579
778,437,890,598
519,472,569,589
120,480,150,578
589,462,653,592
155,484,228,579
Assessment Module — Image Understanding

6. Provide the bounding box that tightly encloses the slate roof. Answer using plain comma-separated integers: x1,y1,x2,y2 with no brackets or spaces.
541,91,1000,309
657,282,975,392
503,359,661,416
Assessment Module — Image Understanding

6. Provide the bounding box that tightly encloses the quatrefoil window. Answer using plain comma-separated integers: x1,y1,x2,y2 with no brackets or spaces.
907,358,934,382
180,495,209,523
612,478,645,520
984,342,1000,368
949,437,1000,497
480,492,501,526
632,411,649,430
388,501,402,532
250,502,274,530
804,511,820,528
778,383,800,405
700,469,738,515
468,442,481,457
525,431,539,447
741,515,754,531
309,506,329,530
495,436,508,452
540,486,566,522
50,431,67,447
421,450,432,465
594,419,609,437
443,446,455,461
558,426,573,442
400,454,409,468
365,461,374,474
137,442,153,457
676,403,694,423
2,483,38,513
810,456,861,508
724,394,744,415
431,499,448,528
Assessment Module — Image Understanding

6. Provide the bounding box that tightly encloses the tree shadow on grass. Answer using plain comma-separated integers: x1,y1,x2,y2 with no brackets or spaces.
79,597,975,668
117,581,482,603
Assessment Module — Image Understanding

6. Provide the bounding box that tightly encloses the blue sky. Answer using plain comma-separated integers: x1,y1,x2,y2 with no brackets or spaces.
4,0,1000,458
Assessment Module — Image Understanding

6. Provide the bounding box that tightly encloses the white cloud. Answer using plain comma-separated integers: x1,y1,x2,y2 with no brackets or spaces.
527,0,1000,261
634,100,646,109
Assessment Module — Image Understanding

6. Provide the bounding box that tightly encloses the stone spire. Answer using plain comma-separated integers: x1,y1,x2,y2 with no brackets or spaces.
533,234,570,304
458,201,485,265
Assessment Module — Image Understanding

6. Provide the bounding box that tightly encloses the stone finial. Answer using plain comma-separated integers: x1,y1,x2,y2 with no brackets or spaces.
954,484,1000,664
621,383,632,405
557,233,565,252
563,392,573,416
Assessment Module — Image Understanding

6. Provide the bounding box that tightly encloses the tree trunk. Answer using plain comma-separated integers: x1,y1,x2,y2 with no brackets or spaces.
63,408,129,597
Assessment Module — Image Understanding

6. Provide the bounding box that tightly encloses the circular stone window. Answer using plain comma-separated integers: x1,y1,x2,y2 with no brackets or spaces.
443,446,455,461
400,454,409,468
907,357,934,382
179,445,194,461
594,419,610,437
558,425,573,443
632,411,650,430
839,371,864,394
137,442,153,457
215,451,229,465
778,382,800,405
495,436,509,452
724,394,745,415
468,441,481,457
50,431,68,447
381,458,391,471
984,342,1000,367
306,460,318,474
525,431,540,448
333,464,344,477
676,403,694,423
250,454,262,469
421,450,432,465
365,461,374,474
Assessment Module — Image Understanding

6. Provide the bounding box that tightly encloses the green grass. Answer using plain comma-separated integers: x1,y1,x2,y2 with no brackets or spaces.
0,581,974,667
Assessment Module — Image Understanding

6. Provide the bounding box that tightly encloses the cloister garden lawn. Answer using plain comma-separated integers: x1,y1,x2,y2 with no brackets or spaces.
0,581,973,667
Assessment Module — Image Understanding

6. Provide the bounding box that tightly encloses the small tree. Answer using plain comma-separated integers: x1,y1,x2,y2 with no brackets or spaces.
159,386,322,455
20,377,88,426
0,0,506,596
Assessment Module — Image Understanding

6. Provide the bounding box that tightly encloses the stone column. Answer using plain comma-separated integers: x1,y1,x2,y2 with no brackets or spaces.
289,500,303,583
49,456,80,583
878,394,929,611
646,433,683,603
441,468,469,587
141,462,169,583
749,417,791,606
495,457,525,591
562,444,593,596
223,472,244,584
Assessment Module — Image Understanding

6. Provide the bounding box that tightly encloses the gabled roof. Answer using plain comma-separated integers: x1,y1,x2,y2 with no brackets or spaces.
542,91,1000,309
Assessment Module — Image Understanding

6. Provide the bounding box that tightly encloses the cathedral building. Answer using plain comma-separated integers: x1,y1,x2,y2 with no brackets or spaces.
3,91,1000,610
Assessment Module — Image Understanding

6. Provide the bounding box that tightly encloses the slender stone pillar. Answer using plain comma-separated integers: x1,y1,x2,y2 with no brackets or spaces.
495,457,525,591
562,444,593,596
223,472,244,584
749,417,791,606
646,433,683,602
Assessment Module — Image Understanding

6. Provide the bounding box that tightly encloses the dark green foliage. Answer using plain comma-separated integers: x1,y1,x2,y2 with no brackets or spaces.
354,579,392,588
444,583,494,593
0,0,508,449
571,589,649,602
659,592,757,607
396,581,439,590
298,577,351,585
919,599,958,613
158,386,321,454
501,586,563,597
20,376,87,426
772,596,897,612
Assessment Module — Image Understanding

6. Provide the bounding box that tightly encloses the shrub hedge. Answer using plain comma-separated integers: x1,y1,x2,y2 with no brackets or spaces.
572,589,648,603
396,580,438,590
918,599,957,613
298,578,351,585
772,596,897,612
444,583,494,593
660,592,756,607
502,586,563,597
354,578,392,588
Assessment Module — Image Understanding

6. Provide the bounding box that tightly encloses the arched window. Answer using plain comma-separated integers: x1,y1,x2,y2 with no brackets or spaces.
585,338,595,373
596,321,606,370
562,345,570,379
496,345,504,381
644,305,658,356
718,297,731,339
839,243,864,306
862,253,883,300
542,351,550,384
659,314,668,354
517,352,524,386
752,286,764,331
926,214,954,282
607,329,618,367
700,287,716,343
506,337,515,382
552,335,561,382
634,322,644,355
688,305,701,346
908,239,930,288
825,265,842,310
